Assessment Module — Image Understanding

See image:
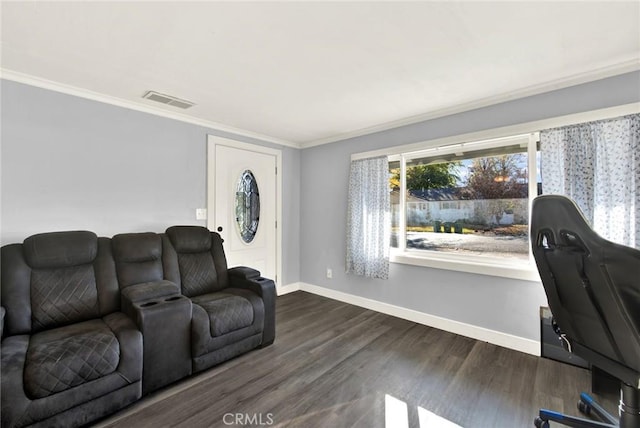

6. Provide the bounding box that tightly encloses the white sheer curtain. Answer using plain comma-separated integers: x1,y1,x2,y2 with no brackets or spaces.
346,156,391,279
540,113,640,248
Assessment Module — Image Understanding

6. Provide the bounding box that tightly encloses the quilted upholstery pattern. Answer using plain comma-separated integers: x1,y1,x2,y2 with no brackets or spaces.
31,264,100,332
166,226,212,253
177,253,218,297
193,294,254,337
24,322,119,399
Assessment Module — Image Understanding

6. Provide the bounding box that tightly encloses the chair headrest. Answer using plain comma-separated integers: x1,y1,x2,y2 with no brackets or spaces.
532,195,598,248
112,232,162,263
166,226,212,253
24,231,98,269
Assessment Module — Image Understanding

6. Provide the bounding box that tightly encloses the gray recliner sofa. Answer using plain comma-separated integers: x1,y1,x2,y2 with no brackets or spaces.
0,231,143,428
1,226,276,427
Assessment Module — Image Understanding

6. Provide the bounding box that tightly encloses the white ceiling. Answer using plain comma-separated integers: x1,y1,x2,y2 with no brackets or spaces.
1,1,639,148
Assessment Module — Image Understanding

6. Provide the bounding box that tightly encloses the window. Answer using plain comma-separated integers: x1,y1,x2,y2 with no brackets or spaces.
389,133,541,277
440,201,460,210
354,105,639,280
235,170,260,243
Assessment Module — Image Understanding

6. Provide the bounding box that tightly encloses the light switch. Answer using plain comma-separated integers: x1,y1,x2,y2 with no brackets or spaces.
196,208,207,220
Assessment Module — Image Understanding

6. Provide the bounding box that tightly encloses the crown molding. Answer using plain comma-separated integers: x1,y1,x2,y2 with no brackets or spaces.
300,58,640,149
352,102,640,161
0,68,300,149
3,58,639,151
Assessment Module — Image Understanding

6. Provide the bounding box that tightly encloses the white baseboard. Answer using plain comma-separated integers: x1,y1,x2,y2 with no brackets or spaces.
276,282,301,296
297,282,540,356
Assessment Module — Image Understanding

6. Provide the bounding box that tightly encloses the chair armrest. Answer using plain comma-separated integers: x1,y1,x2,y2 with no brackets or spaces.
228,268,273,298
121,280,179,303
228,267,276,346
120,280,180,321
1,335,31,424
228,266,261,281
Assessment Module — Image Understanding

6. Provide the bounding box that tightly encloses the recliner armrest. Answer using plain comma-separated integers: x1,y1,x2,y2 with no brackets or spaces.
228,266,261,281
228,268,274,299
228,268,276,346
120,280,180,321
122,280,179,303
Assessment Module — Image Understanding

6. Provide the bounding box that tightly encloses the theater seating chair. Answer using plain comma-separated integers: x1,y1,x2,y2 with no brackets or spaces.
1,231,142,428
165,226,276,373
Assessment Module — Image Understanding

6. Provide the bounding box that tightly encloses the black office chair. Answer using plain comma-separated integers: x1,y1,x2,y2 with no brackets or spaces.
531,195,640,428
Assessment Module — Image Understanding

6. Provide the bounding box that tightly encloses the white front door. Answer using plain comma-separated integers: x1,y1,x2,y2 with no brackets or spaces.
208,136,280,283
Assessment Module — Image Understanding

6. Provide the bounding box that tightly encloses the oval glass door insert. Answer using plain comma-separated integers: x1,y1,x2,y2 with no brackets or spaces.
235,170,260,243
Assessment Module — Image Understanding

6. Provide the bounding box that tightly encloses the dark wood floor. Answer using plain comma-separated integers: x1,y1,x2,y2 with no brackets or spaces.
96,291,618,428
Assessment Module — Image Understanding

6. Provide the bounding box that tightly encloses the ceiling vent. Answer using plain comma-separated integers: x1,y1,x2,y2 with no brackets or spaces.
142,91,195,109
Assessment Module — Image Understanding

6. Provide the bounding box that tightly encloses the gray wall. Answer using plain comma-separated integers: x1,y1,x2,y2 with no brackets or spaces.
0,79,300,285
3,70,638,343
300,71,640,342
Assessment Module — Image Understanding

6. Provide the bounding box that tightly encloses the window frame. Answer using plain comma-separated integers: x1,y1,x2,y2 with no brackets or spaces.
440,201,460,210
389,133,541,281
351,103,639,282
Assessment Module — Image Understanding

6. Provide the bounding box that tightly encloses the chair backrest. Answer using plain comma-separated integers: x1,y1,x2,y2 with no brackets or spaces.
111,232,179,288
165,226,229,297
531,195,640,377
0,231,119,335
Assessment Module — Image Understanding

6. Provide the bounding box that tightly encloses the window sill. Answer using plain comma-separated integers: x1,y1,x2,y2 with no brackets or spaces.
390,250,542,282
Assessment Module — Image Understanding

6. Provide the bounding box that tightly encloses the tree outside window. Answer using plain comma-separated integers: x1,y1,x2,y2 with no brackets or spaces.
389,140,539,261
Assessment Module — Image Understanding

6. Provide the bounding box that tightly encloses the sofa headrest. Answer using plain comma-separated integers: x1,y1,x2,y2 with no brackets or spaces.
24,231,98,269
112,232,162,263
166,226,212,253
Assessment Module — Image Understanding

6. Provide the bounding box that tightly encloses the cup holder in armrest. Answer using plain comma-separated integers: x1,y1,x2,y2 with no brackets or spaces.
135,294,184,311
140,301,159,307
131,291,192,394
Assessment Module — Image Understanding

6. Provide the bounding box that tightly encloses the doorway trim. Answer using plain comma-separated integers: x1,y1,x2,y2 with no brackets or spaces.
207,135,283,286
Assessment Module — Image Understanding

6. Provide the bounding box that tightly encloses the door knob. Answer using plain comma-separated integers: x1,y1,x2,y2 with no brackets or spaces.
217,227,223,232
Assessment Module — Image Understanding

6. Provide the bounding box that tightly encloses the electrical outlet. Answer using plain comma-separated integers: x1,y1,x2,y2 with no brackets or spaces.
196,208,207,220
326,268,333,279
